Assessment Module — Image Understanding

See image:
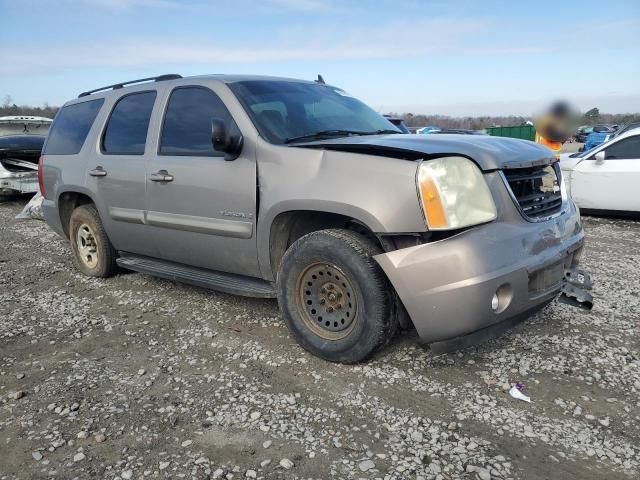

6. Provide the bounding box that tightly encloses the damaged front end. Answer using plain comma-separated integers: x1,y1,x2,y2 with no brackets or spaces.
0,135,45,194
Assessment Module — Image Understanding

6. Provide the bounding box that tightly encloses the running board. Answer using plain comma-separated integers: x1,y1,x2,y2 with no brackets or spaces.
116,253,276,298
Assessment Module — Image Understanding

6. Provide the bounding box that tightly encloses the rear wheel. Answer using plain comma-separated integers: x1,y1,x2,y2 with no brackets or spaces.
277,229,396,363
69,204,117,277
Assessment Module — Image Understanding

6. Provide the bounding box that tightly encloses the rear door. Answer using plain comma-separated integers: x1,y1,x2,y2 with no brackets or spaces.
88,90,158,256
145,85,260,276
572,134,640,211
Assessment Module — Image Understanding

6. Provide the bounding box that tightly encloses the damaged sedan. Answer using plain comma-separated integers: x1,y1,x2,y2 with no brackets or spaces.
0,135,45,195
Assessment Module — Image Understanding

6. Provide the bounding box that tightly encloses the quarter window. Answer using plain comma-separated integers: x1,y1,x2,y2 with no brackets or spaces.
159,87,238,156
604,136,640,159
44,99,104,155
102,91,157,155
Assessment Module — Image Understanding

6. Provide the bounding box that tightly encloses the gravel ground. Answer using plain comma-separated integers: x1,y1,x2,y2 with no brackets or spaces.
1,196,639,480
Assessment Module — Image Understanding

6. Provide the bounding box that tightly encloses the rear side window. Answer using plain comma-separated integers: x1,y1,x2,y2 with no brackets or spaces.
44,99,104,155
159,87,237,156
102,91,157,155
605,136,640,159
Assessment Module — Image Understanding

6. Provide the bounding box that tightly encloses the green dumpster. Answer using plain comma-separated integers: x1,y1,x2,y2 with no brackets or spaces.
485,125,535,141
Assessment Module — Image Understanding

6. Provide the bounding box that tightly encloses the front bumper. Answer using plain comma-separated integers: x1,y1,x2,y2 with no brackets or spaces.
374,201,585,344
0,170,38,194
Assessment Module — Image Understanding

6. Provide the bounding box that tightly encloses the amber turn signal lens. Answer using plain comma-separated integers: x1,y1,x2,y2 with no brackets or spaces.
417,170,447,229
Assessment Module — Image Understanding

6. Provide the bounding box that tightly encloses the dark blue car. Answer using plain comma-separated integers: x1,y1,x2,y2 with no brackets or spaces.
583,125,616,151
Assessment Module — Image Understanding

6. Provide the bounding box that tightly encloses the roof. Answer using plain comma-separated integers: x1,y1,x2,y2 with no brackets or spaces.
193,74,319,84
76,73,322,99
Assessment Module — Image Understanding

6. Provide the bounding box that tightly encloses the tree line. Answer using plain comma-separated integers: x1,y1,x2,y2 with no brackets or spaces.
1,96,58,119
2,95,637,130
390,109,638,130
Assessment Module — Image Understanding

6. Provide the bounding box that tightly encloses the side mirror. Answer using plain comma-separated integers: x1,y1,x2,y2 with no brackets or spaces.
595,150,605,162
212,119,243,161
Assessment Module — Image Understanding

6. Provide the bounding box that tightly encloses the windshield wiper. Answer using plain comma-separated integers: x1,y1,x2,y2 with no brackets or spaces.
369,129,402,135
284,128,402,144
284,130,370,144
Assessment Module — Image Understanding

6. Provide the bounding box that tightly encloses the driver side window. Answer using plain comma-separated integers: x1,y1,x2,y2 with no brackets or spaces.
604,136,640,159
159,86,238,156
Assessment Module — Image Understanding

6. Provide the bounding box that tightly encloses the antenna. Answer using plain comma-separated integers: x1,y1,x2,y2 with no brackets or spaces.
315,74,325,85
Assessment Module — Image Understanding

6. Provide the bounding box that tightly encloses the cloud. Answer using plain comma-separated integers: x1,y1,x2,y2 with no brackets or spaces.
1,17,539,76
71,0,337,12
75,0,182,8
266,0,331,11
3,12,636,77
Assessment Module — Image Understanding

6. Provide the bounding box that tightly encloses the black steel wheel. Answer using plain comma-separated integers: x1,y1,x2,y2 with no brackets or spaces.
296,262,358,340
277,229,396,363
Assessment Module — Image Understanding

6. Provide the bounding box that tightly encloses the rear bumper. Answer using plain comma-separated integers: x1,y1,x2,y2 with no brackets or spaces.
42,198,66,237
374,201,585,344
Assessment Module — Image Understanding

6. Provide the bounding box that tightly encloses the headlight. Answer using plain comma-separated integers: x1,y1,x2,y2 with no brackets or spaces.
416,156,497,230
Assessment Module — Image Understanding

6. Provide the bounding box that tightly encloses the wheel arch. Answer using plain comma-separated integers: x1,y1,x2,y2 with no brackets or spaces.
57,190,97,239
262,204,385,281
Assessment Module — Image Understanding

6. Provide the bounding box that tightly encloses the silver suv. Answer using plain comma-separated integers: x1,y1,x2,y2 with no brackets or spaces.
40,74,591,363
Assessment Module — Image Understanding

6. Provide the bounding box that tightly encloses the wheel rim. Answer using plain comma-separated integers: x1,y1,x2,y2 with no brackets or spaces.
296,262,358,340
76,223,98,269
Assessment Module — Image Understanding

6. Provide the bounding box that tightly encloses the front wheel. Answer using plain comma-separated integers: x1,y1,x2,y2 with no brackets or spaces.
277,229,396,363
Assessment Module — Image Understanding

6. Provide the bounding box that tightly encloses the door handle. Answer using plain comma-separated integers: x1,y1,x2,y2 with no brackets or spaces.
89,166,107,177
150,170,174,182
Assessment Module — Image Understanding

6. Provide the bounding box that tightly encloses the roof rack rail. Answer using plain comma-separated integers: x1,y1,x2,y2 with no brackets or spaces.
78,74,182,98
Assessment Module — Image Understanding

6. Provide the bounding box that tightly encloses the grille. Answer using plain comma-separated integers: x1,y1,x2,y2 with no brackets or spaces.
503,164,563,219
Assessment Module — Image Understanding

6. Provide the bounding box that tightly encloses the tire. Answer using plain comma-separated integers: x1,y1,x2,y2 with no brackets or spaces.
69,204,117,277
277,229,397,363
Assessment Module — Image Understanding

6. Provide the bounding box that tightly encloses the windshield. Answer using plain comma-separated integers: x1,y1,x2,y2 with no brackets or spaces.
229,80,400,144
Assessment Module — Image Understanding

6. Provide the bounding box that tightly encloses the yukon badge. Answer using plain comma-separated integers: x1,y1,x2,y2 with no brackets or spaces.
220,209,253,219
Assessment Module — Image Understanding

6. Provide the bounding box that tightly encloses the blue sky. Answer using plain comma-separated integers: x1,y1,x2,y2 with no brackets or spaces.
1,0,639,115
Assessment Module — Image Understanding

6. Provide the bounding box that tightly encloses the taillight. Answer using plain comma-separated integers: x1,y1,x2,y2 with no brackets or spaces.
38,155,46,197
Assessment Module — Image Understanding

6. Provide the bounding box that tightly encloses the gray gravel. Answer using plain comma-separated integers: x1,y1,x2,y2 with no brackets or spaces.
1,196,639,479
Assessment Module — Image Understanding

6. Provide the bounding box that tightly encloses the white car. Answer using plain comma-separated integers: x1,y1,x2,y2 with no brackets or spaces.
560,126,640,214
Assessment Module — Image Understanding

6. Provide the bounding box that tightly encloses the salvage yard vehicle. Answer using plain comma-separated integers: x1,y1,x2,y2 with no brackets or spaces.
0,115,52,136
575,126,593,143
40,74,592,363
560,126,640,215
582,125,616,152
0,134,45,195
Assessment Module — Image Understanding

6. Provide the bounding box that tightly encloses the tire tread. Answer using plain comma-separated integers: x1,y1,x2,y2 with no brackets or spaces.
277,228,398,363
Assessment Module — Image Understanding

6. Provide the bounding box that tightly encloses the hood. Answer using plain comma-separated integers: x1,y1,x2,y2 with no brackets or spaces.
294,134,556,171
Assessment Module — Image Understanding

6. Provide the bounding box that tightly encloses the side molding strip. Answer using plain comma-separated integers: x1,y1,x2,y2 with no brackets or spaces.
109,207,145,224
145,211,253,238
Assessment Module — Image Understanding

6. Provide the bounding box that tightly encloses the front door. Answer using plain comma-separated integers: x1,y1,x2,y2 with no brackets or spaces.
145,85,260,277
572,134,640,212
89,90,159,257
